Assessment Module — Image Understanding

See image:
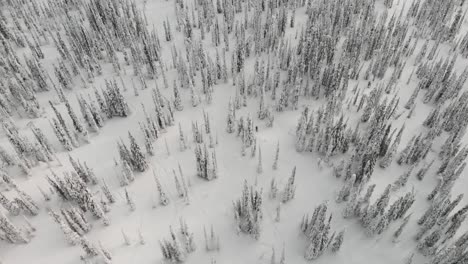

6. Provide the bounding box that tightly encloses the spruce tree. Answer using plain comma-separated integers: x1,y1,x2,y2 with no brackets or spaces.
273,141,279,170
257,145,263,174
0,211,28,244
128,132,148,172
393,214,411,242
125,188,136,211
121,160,134,186
331,230,345,252
173,80,183,111
153,171,169,206
282,167,297,203
121,229,131,246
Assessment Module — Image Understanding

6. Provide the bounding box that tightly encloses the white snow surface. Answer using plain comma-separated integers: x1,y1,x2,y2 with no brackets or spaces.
0,0,467,263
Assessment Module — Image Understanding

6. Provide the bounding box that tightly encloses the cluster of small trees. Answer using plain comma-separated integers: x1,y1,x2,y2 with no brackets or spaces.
429,231,468,264
233,181,262,239
300,202,345,260
0,58,43,119
97,80,131,118
117,132,149,173
79,237,113,263
0,211,29,244
203,225,220,252
49,100,82,151
68,155,98,185
159,219,196,262
50,78,132,151
295,106,352,157
0,186,39,217
415,192,468,260
47,170,109,224
269,166,297,204
232,114,256,155
49,207,91,245
2,121,54,176
188,111,218,180
0,173,38,244
336,172,416,238
194,143,218,181
0,171,40,223
149,164,192,208
189,111,217,148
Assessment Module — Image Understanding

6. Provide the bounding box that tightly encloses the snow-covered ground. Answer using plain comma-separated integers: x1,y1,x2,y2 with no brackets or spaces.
0,0,467,263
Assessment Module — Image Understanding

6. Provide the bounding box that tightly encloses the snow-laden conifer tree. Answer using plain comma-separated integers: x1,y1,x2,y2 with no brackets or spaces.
128,132,148,172
203,225,220,252
120,160,134,186
270,178,278,199
121,229,131,246
153,170,169,206
226,99,236,133
0,211,28,244
282,167,296,203
51,118,73,151
302,202,341,260
101,180,115,203
393,214,411,242
331,229,345,252
0,193,20,216
173,80,183,111
257,145,263,174
272,141,280,170
392,166,413,191
179,123,187,151
125,188,136,211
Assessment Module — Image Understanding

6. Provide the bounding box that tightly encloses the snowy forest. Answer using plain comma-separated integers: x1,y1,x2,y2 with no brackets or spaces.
0,0,467,263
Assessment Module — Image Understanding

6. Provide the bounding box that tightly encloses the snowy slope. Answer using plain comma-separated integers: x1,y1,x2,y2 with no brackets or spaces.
0,0,467,263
